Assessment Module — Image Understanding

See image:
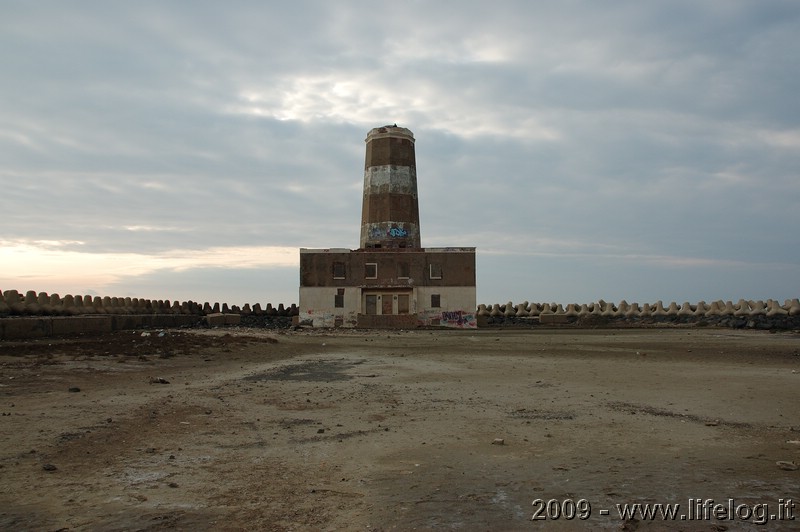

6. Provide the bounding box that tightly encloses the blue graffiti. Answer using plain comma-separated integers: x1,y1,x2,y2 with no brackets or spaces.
388,227,408,238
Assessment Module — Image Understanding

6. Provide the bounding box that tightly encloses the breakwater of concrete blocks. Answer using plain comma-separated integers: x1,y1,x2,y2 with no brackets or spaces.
0,289,298,340
3,289,799,338
477,299,800,330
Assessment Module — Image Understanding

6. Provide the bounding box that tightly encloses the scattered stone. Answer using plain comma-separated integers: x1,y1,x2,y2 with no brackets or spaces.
42,463,57,471
149,377,170,384
620,517,639,531
68,387,80,393
167,482,179,488
776,461,798,471
705,420,719,426
317,428,325,434
491,438,505,445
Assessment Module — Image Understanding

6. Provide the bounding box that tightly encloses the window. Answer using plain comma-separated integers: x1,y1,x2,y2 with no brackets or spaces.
334,288,344,308
333,261,345,279
397,262,410,279
431,294,441,308
429,263,442,279
365,263,377,279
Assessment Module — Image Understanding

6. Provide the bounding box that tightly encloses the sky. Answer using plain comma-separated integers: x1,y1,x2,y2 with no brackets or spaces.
2,1,799,308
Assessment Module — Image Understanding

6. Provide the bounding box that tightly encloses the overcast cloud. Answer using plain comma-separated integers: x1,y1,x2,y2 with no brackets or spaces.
2,1,798,307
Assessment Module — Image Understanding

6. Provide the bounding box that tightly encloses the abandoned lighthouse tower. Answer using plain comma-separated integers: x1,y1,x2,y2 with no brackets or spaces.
299,125,476,328
360,125,421,249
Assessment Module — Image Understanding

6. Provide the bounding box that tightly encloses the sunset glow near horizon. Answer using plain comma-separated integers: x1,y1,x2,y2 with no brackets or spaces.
1,241,298,305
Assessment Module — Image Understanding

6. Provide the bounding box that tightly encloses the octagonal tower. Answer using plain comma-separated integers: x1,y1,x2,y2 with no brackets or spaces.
359,125,421,249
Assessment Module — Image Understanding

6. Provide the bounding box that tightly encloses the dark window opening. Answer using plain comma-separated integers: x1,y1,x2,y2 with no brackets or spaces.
365,294,378,315
398,294,410,314
431,294,441,308
365,263,377,279
397,262,410,279
333,262,346,279
429,263,443,279
334,288,344,308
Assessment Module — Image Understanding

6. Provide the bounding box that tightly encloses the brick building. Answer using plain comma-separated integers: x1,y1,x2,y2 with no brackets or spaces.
299,125,476,328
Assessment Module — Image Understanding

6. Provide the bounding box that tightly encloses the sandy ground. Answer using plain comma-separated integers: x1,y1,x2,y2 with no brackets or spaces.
1,326,799,531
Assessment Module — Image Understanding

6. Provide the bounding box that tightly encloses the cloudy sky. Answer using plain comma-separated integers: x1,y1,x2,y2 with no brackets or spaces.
2,1,798,308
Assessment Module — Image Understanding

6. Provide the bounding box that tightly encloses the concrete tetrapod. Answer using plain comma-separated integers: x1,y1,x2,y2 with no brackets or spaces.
677,302,694,317
721,301,736,316
749,300,767,316
766,300,788,317
652,301,668,317
601,302,616,318
693,301,709,317
734,299,751,317
24,291,41,315
625,302,641,318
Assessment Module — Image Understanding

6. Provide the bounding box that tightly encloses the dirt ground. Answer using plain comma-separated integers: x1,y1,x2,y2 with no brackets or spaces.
1,326,799,531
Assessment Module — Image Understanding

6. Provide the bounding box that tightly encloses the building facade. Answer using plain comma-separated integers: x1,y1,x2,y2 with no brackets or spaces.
299,125,476,328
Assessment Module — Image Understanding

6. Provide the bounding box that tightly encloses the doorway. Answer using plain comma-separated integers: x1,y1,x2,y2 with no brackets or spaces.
363,291,412,315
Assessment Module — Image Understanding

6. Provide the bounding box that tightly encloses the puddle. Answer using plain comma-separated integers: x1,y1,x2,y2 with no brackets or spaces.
244,358,365,382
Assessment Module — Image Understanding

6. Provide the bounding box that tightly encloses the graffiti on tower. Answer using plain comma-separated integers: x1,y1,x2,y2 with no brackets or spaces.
368,226,384,239
388,226,408,238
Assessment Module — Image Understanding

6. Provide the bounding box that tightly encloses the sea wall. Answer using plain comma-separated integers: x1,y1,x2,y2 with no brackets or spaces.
0,290,298,317
0,289,298,340
2,289,799,339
